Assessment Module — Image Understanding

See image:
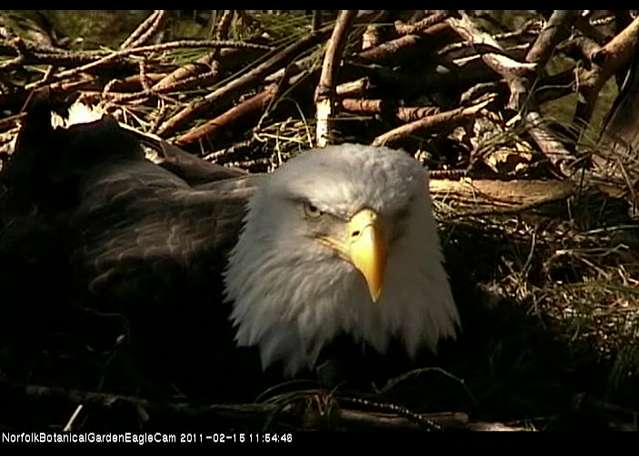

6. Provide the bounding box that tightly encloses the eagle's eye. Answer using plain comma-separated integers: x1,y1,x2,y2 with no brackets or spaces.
303,201,323,219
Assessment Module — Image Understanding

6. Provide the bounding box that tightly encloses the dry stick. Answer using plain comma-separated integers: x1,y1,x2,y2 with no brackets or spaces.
3,50,105,70
446,182,575,219
126,10,167,49
0,377,479,431
153,11,235,92
157,25,334,138
120,10,166,50
120,10,161,49
574,14,610,44
0,38,109,59
357,21,453,65
574,17,639,134
354,52,502,95
460,80,508,106
372,97,493,147
138,60,151,92
394,10,449,36
0,113,26,132
0,378,274,421
336,409,461,430
397,106,442,123
447,14,537,112
156,10,232,90
362,25,385,51
214,10,235,40
85,70,218,106
152,53,220,91
272,19,450,83
526,10,581,65
525,111,575,177
429,169,467,180
107,72,167,92
235,10,269,38
335,77,370,97
340,98,388,115
175,67,316,147
358,34,420,63
264,53,319,84
359,11,395,51
493,20,543,45
31,77,96,100
62,404,84,432
154,47,263,91
27,39,272,91
519,11,582,168
534,68,576,104
340,98,441,123
0,55,24,71
315,10,358,147
559,35,601,66
591,16,639,75
175,84,278,146
312,11,322,33
0,77,93,113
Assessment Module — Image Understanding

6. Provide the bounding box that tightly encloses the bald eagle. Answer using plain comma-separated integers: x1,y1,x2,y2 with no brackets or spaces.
0,93,459,399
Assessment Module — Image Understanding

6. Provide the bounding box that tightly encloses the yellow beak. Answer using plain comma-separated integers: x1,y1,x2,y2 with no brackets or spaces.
345,209,388,302
317,209,388,302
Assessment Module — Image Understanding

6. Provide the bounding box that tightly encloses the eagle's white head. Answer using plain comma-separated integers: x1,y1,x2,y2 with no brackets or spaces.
224,144,459,376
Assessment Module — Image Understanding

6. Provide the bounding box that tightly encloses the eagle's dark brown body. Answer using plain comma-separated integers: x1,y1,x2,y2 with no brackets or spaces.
0,95,278,401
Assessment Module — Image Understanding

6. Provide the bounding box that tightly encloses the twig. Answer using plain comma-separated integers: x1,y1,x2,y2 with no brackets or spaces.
445,182,575,220
315,10,357,147
28,39,273,91
394,11,449,36
312,11,322,33
447,13,537,111
372,97,493,147
176,84,278,147
340,98,441,123
357,22,453,66
62,404,84,432
335,77,370,97
526,10,581,65
120,10,168,50
213,10,235,40
525,111,575,176
157,25,334,137
0,376,488,431
574,17,639,132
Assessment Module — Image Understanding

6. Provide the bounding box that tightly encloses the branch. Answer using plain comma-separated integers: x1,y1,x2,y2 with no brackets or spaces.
526,10,581,65
0,377,492,431
27,39,272,91
315,10,357,147
394,11,449,36
175,84,278,147
120,10,168,50
525,111,575,176
574,17,639,130
357,22,456,67
157,25,334,138
372,97,493,147
447,14,537,111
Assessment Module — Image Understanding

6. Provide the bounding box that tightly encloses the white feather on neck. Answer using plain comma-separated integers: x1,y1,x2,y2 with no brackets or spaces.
224,144,460,376
50,102,104,128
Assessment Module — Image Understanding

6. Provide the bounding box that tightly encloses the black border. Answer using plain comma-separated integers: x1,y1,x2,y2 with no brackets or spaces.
1,431,639,455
